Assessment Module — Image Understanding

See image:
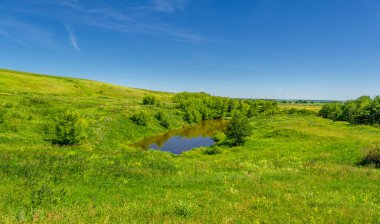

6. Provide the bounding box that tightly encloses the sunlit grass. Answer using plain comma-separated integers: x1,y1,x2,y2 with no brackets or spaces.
0,69,379,223
279,103,323,112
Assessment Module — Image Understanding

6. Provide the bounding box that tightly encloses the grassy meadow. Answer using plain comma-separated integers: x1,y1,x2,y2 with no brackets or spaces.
278,102,323,112
0,69,379,223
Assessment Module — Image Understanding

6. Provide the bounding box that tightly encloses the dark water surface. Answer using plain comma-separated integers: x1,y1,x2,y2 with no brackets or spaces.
136,120,228,154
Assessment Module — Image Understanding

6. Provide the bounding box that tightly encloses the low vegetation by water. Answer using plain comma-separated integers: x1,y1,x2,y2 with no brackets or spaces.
0,69,379,223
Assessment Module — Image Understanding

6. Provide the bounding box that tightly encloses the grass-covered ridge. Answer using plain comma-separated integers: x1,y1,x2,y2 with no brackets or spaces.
0,69,379,223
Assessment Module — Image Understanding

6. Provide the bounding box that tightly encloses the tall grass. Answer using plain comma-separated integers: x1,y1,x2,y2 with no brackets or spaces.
0,69,379,223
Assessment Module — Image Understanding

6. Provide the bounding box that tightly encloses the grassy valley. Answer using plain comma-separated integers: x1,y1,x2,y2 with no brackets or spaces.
0,69,379,223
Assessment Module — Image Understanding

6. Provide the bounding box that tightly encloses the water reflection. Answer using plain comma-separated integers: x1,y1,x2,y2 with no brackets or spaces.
135,120,228,154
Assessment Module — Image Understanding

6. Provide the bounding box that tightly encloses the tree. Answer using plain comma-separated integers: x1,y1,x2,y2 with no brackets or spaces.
183,106,202,124
367,96,380,125
225,113,253,146
53,110,86,145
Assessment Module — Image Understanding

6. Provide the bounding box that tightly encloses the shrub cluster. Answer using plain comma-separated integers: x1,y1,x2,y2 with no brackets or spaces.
0,104,7,124
319,96,380,125
53,110,87,146
142,95,160,106
360,148,380,168
130,111,151,126
173,92,279,123
225,113,253,146
204,146,222,155
213,131,226,143
130,110,172,129
286,108,317,116
155,111,170,129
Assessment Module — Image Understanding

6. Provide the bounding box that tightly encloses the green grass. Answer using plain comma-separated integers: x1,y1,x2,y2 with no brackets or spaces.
0,69,379,223
278,102,323,112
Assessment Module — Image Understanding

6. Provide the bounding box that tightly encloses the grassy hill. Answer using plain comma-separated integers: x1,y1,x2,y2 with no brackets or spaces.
0,69,172,98
0,69,379,223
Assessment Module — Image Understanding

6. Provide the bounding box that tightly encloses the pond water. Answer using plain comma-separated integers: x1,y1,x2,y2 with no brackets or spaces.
135,120,229,154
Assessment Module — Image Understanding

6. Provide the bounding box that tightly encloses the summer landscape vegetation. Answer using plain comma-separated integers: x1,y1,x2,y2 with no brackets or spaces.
0,69,379,223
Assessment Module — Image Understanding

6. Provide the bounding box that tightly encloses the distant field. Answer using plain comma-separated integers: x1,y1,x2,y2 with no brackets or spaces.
0,69,379,223
279,103,323,112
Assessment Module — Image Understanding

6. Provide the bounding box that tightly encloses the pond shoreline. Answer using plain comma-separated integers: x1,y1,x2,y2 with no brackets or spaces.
134,119,229,154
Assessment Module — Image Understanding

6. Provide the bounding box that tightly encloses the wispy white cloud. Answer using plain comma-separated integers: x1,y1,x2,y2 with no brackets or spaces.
0,27,25,44
0,18,56,47
60,0,82,10
65,24,80,51
59,0,199,41
0,0,202,47
152,0,186,12
73,10,202,42
87,8,128,21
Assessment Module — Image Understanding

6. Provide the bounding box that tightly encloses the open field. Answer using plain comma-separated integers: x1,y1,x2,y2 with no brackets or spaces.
0,69,379,223
278,103,323,112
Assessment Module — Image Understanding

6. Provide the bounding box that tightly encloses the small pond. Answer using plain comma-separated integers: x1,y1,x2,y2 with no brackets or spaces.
135,120,229,154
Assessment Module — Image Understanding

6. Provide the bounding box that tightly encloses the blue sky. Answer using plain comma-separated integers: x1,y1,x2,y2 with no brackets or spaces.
1,0,380,100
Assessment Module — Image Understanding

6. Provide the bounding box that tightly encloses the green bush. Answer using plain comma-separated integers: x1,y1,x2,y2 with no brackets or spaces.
287,108,316,116
173,201,192,217
204,146,222,155
213,131,226,143
131,111,151,126
183,107,202,124
360,148,380,168
318,102,343,120
155,111,170,129
0,104,7,124
53,110,87,146
318,96,380,125
142,95,160,106
225,113,253,146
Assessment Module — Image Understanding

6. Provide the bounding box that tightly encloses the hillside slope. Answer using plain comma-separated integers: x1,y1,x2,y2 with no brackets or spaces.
0,69,186,150
0,69,379,223
0,69,172,99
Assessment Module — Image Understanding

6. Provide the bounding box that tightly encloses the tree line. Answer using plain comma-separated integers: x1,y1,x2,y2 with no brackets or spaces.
319,96,380,125
173,92,279,123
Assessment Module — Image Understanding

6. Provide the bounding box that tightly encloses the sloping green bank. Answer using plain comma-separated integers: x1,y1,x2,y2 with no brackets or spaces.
0,69,379,223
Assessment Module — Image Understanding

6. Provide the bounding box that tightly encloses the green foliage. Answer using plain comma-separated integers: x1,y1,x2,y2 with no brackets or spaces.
319,96,380,125
360,148,380,168
131,111,151,126
318,102,343,120
155,111,170,129
287,108,317,116
225,113,253,146
183,106,202,123
213,131,226,143
203,146,222,155
173,92,279,123
173,201,192,217
142,95,160,106
0,104,7,124
1,69,380,223
53,110,87,146
246,99,279,116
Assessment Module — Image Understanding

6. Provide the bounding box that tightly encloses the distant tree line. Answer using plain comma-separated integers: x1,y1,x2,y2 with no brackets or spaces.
280,100,315,104
319,96,380,125
173,92,279,123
